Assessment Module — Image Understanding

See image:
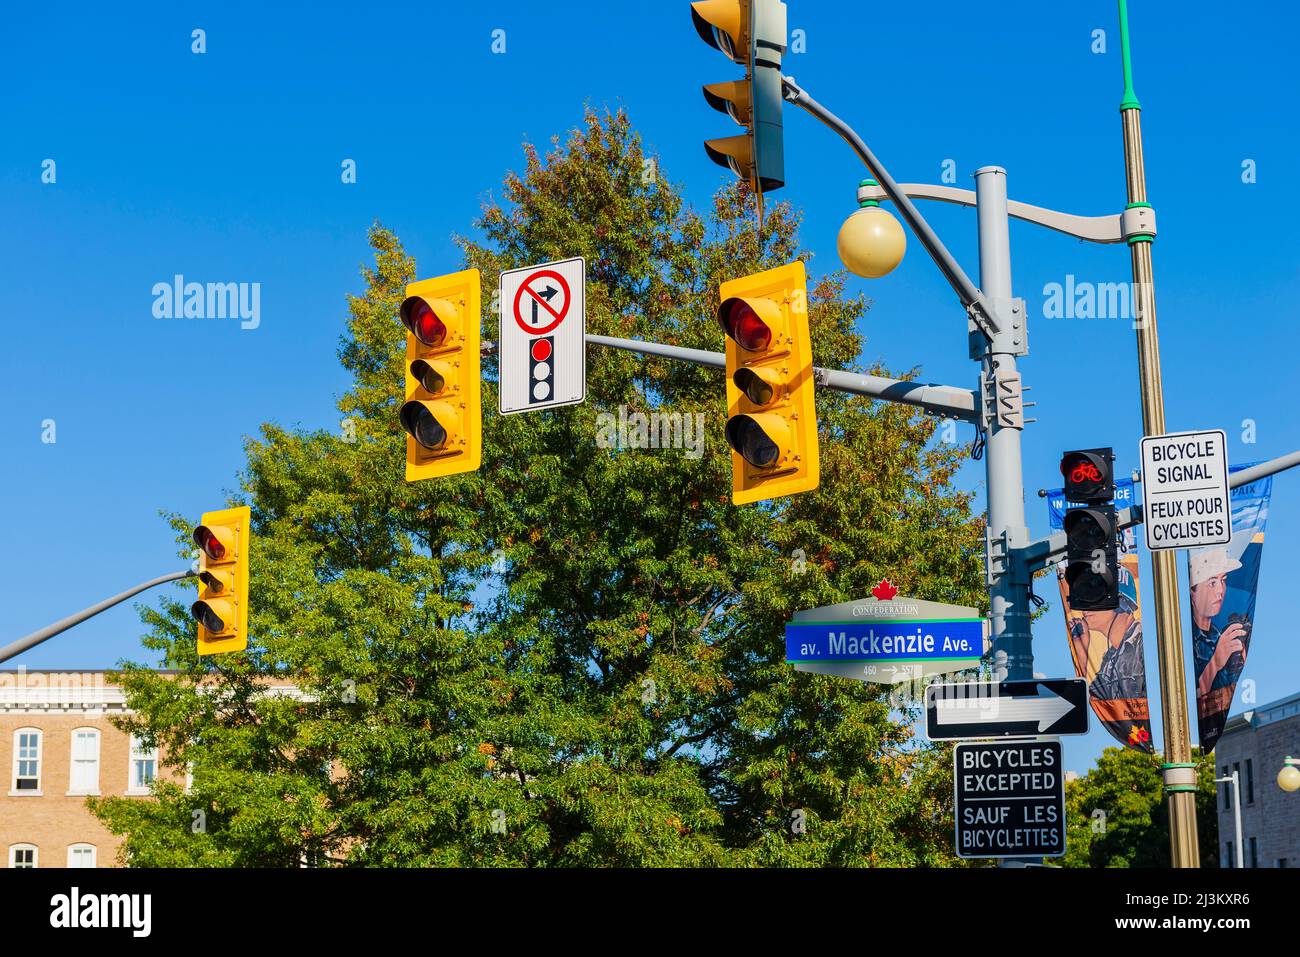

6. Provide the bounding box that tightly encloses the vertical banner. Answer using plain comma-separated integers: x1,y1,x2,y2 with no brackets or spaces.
1189,467,1272,753
1057,552,1154,752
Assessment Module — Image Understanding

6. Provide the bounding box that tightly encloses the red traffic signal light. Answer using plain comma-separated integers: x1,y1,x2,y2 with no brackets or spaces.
718,297,775,351
1060,447,1114,503
400,297,449,347
193,524,234,562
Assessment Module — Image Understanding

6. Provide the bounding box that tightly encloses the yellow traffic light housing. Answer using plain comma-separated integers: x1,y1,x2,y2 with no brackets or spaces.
718,260,818,505
192,505,251,656
693,0,787,213
398,269,482,481
691,0,747,58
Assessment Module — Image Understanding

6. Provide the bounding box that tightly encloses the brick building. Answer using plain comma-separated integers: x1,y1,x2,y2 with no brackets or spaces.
1214,690,1300,868
0,669,177,868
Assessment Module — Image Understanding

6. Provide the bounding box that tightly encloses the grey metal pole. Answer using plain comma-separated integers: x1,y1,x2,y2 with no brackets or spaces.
1233,772,1245,867
975,167,1033,683
584,334,981,421
0,569,195,666
1229,449,1300,489
1215,771,1245,867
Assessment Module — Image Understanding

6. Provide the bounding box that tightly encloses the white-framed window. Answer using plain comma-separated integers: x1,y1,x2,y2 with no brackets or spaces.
9,844,37,868
67,844,96,868
11,728,42,794
68,728,101,795
127,735,158,794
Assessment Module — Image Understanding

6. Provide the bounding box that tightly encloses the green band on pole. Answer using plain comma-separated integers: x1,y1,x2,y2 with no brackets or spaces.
1127,235,1154,245
1125,202,1153,209
1162,762,1199,795
1118,0,1142,112
858,178,880,208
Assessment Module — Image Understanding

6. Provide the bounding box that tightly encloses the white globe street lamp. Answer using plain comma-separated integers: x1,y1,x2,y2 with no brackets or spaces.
836,179,906,278
1279,757,1300,793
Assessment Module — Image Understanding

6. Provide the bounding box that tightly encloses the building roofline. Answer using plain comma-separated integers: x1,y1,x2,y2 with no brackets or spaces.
1222,688,1300,736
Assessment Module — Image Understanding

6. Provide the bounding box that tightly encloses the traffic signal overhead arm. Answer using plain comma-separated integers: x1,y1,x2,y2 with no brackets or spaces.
778,75,1004,342
579,333,979,423
0,569,196,666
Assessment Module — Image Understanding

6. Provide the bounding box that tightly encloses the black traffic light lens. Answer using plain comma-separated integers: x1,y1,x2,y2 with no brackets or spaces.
410,360,445,395
1063,509,1112,551
726,415,779,468
400,402,447,450
401,299,446,347
191,601,225,633
719,299,772,352
1065,565,1112,607
192,526,224,561
733,368,774,406
198,570,225,593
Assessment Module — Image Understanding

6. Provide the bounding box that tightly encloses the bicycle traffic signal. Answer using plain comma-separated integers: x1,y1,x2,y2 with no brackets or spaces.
1062,447,1115,502
718,260,818,505
692,0,787,215
1061,447,1118,611
398,269,482,481
191,505,251,656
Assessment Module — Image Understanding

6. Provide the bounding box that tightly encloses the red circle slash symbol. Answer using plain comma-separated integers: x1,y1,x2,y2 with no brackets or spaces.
512,269,571,335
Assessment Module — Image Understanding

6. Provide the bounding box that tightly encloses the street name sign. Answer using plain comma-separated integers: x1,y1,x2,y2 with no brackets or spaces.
954,740,1066,859
785,583,986,684
1139,429,1231,551
925,678,1089,740
498,257,586,414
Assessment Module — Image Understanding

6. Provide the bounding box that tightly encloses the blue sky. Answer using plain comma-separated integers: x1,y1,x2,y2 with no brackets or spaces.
2,0,1298,777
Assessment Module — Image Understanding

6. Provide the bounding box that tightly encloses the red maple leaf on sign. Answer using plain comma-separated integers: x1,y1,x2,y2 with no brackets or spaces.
871,579,898,602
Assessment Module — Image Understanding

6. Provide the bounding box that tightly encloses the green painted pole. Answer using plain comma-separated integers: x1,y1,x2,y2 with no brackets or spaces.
1117,0,1141,111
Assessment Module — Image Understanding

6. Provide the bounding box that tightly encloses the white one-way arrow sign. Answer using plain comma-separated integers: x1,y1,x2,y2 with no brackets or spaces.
925,678,1089,740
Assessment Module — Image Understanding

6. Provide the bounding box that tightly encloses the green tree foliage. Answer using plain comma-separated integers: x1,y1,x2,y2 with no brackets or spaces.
91,108,985,866
1062,746,1219,868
